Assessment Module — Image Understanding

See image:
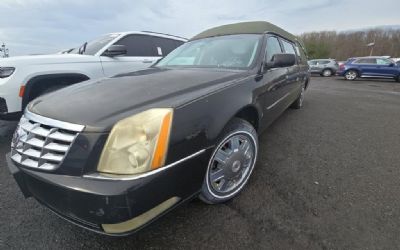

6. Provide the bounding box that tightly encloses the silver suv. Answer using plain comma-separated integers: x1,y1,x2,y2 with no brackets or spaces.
308,59,339,77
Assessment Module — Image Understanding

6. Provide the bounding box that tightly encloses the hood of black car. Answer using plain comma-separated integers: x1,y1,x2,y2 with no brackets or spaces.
29,67,248,131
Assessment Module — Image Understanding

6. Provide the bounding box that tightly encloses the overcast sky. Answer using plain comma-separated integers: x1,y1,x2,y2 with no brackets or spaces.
1,0,399,56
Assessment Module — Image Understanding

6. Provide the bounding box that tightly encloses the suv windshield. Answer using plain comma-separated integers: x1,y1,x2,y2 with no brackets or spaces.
157,34,261,69
70,34,120,55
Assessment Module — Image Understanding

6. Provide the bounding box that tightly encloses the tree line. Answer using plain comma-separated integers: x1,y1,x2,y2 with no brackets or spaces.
299,29,400,61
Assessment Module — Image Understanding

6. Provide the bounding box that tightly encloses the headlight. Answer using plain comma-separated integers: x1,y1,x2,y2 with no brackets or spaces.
97,108,173,175
0,67,15,78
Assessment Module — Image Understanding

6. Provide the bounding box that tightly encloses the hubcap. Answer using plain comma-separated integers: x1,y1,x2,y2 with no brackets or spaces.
323,70,331,76
346,71,356,80
208,134,255,194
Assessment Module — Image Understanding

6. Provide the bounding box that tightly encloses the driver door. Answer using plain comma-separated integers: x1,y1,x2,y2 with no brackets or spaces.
259,35,289,125
100,34,162,77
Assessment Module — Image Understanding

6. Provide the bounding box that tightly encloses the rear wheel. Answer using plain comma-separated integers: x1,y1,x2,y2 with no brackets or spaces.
344,70,358,80
291,85,305,109
321,69,333,77
199,118,258,204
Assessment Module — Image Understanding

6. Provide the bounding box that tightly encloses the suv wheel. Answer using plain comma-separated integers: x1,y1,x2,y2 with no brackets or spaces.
322,69,332,77
345,70,358,80
199,118,258,204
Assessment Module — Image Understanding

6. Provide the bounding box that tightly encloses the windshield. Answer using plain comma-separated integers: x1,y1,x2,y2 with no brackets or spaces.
156,34,261,69
70,33,120,55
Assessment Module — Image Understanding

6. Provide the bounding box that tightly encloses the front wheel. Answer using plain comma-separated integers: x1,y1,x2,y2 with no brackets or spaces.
344,70,358,80
199,118,258,204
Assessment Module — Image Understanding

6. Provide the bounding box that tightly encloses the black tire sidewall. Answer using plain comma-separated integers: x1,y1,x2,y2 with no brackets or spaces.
291,84,305,109
199,118,258,204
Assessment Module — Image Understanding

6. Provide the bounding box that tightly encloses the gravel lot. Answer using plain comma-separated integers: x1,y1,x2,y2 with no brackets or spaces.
1,77,400,250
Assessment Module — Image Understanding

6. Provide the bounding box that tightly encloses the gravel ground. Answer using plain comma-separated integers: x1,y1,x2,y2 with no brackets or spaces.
1,77,400,250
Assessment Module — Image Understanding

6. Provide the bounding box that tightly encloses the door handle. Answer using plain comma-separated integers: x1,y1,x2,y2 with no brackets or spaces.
142,60,153,63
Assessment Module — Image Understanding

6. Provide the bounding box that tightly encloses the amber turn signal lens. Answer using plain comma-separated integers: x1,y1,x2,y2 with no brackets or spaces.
151,111,172,169
19,85,25,97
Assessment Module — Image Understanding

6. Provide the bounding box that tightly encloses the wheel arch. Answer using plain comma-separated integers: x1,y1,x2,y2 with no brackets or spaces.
345,68,361,76
232,104,261,132
22,73,90,109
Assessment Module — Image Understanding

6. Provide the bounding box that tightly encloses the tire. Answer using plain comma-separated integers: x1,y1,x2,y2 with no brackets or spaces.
199,118,258,204
291,85,305,109
396,76,400,83
321,69,332,77
344,70,358,81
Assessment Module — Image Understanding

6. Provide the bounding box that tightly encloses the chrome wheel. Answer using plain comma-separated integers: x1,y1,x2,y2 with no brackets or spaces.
299,86,305,107
345,70,357,80
207,132,256,197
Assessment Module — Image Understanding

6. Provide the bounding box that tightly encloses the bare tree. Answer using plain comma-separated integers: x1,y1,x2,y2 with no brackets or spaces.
300,29,400,60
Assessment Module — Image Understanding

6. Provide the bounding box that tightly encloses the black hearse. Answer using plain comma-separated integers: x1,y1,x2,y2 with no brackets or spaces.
7,21,310,235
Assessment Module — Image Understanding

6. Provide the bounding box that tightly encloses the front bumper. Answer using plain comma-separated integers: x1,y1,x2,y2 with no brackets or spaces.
0,96,22,120
336,70,345,76
6,149,209,236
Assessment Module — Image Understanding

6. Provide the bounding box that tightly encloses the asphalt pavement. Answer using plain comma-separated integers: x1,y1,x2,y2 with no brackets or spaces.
1,77,400,250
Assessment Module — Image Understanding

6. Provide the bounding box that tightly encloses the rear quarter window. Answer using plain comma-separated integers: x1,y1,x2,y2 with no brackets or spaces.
281,39,296,55
295,42,308,63
354,58,376,64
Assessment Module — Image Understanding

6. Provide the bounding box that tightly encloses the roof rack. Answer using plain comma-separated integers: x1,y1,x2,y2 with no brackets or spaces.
141,31,187,40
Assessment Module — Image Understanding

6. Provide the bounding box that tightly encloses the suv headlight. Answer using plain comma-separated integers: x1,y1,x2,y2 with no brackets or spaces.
97,108,173,175
0,67,15,78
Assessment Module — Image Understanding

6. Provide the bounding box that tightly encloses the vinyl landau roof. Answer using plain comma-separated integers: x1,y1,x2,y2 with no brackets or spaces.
190,21,297,42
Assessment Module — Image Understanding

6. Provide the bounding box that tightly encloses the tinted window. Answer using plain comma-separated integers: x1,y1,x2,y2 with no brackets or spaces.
308,60,317,65
318,60,331,65
296,42,308,62
114,35,158,57
376,58,392,65
70,34,119,55
281,39,296,55
354,58,376,64
265,37,282,62
152,37,184,56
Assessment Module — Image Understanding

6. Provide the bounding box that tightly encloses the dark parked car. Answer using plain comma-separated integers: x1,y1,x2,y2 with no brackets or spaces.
308,59,339,76
337,56,400,82
7,21,310,236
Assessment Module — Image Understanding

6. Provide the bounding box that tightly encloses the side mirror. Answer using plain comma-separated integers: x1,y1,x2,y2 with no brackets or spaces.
264,53,296,70
102,45,127,57
389,63,395,67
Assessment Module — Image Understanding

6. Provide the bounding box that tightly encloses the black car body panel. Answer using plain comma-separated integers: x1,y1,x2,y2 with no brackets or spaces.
29,68,249,131
8,21,310,235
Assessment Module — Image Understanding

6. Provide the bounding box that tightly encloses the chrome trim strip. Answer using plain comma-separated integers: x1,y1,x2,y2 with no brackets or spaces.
361,75,393,78
83,149,207,181
25,110,85,132
267,92,291,110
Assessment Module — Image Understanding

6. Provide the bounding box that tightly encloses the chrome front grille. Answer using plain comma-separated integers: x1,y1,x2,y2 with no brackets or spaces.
10,111,84,171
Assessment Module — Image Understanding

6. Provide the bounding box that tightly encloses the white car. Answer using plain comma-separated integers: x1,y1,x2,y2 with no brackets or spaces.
0,31,186,119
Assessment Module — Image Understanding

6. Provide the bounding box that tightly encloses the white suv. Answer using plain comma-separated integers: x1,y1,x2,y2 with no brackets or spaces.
0,31,186,119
